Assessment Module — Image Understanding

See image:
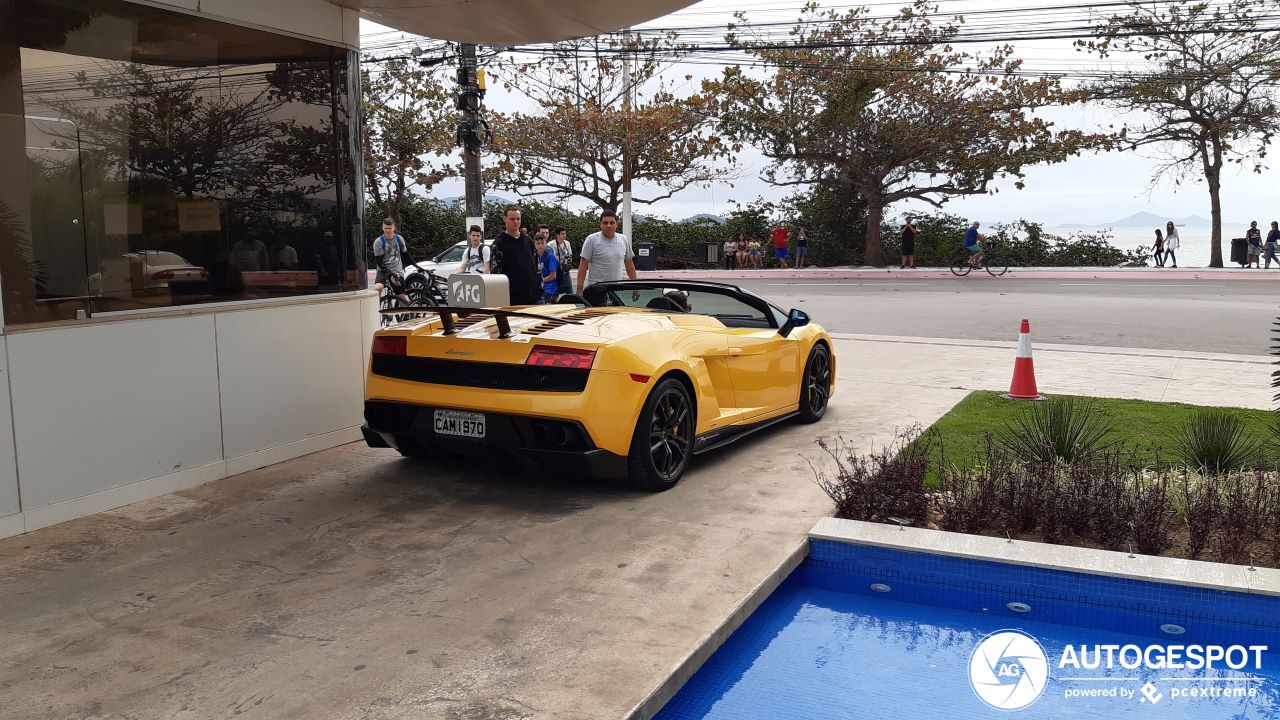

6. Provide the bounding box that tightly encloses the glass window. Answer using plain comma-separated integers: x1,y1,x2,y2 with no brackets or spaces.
0,0,365,326
437,245,465,263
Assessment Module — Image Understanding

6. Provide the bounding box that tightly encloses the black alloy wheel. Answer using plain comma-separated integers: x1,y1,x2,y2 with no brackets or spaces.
627,378,694,491
799,344,831,422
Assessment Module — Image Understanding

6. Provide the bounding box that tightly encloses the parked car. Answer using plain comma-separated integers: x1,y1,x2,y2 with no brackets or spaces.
407,239,494,276
87,251,208,296
362,280,834,491
403,239,494,304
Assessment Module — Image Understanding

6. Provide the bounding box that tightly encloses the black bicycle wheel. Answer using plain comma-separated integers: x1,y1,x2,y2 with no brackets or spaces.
950,256,973,276
984,256,1009,277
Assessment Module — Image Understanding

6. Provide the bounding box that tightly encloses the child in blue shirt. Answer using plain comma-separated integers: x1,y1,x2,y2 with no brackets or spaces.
535,235,559,304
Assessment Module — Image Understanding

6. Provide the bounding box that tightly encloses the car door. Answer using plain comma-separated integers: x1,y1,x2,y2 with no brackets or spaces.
725,328,801,419
683,290,801,419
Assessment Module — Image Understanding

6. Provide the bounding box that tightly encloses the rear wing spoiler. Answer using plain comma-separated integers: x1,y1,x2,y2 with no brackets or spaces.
377,305,583,339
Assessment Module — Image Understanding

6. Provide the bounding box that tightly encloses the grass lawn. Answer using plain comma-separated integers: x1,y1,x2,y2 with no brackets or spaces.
925,391,1275,471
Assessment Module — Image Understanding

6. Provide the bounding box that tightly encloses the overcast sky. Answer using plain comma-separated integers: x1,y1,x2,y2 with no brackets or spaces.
364,0,1272,229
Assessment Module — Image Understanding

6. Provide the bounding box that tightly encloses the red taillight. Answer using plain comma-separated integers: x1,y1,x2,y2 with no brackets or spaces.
372,336,406,356
526,346,595,369
152,270,174,280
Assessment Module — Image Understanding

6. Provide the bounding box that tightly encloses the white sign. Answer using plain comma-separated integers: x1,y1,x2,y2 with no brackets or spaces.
466,216,484,234
177,199,220,232
448,272,510,308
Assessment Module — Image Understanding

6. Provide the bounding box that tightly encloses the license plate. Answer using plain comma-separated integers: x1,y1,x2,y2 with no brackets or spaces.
433,409,486,439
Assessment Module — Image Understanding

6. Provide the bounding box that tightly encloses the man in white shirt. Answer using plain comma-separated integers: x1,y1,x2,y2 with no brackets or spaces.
460,225,490,274
577,210,637,290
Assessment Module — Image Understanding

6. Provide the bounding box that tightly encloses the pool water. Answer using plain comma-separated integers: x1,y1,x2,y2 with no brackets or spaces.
655,542,1280,719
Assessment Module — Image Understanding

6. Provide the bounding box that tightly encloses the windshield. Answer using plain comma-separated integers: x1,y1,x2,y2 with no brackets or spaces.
586,284,774,328
437,245,465,263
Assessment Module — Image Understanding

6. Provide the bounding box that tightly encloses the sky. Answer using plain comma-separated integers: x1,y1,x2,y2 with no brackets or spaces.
361,0,1275,230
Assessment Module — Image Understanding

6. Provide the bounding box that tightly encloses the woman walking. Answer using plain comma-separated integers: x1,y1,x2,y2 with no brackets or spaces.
1152,228,1165,267
1266,222,1279,269
1164,221,1180,268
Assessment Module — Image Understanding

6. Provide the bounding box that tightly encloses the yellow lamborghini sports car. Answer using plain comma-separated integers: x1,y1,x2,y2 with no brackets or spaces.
362,280,834,491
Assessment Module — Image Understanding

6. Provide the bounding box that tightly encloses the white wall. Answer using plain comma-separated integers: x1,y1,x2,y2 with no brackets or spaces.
0,293,379,537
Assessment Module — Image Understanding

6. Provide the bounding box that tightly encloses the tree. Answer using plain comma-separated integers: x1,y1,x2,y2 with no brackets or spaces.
1077,0,1280,268
709,1,1105,266
487,36,737,212
361,57,458,224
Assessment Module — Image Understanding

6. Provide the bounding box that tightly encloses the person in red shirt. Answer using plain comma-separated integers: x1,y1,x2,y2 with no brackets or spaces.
771,225,790,269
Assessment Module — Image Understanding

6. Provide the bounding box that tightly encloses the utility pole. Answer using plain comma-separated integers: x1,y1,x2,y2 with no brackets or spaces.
456,43,486,233
621,29,633,240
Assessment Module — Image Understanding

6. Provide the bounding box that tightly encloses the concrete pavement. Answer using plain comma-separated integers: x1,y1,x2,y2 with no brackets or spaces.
0,335,1269,719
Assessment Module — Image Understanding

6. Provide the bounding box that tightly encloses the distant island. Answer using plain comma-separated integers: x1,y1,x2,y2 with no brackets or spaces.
1056,211,1217,229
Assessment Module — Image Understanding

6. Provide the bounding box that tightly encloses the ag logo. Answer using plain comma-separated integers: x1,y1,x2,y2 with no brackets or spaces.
969,630,1049,711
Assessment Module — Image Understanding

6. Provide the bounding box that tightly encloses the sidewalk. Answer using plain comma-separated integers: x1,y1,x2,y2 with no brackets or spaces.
640,266,1280,281
837,333,1272,411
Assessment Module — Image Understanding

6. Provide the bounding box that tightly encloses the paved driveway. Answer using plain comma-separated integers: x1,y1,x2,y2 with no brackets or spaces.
4,331,1259,719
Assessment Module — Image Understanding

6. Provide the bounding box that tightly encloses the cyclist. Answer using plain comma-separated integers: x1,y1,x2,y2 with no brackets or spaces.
964,221,986,266
372,217,415,307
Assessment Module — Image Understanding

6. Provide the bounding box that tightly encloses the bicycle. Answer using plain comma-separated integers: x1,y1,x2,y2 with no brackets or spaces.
378,275,414,327
949,241,1008,277
403,267,448,307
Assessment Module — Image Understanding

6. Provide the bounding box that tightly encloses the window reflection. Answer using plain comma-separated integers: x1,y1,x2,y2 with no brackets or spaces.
0,0,364,326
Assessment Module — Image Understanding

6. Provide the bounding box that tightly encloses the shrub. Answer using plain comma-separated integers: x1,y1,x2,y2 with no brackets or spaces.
997,396,1115,465
1177,471,1220,559
814,429,931,526
1216,473,1267,565
1174,410,1262,475
1130,472,1175,556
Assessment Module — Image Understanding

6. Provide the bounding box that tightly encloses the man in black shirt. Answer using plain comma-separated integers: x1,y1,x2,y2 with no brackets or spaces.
491,204,541,305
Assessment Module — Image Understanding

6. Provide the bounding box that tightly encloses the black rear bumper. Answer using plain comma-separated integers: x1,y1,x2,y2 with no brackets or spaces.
362,401,628,479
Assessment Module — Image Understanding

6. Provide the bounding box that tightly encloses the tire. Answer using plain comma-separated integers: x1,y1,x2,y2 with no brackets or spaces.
396,436,432,459
950,256,973,276
405,272,428,293
985,257,1009,277
798,344,832,423
626,378,694,491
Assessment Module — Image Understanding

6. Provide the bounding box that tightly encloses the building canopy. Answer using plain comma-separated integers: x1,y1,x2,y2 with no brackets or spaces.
335,0,697,44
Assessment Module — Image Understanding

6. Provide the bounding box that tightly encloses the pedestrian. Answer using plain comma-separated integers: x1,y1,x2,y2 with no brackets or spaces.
276,240,299,270
461,224,491,274
534,233,559,304
372,218,414,307
1266,222,1279,269
316,230,341,285
748,235,763,268
735,233,748,269
1152,228,1165,267
552,227,575,295
770,224,790,269
900,218,917,269
577,209,637,290
1246,221,1262,268
492,205,541,305
795,226,808,268
1164,221,1180,268
722,235,736,270
232,231,270,273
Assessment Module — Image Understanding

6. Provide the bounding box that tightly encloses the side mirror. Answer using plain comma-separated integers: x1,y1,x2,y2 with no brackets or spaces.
779,308,810,338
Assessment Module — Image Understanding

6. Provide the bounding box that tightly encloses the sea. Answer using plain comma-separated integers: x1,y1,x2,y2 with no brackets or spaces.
1048,225,1225,267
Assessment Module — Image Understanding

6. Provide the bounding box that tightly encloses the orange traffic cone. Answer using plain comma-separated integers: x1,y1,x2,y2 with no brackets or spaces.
1005,318,1044,400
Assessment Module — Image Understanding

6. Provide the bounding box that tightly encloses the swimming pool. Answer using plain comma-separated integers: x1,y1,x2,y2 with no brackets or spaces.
654,531,1280,719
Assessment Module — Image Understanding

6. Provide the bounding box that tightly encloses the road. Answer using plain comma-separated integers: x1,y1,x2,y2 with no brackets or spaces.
733,277,1280,355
